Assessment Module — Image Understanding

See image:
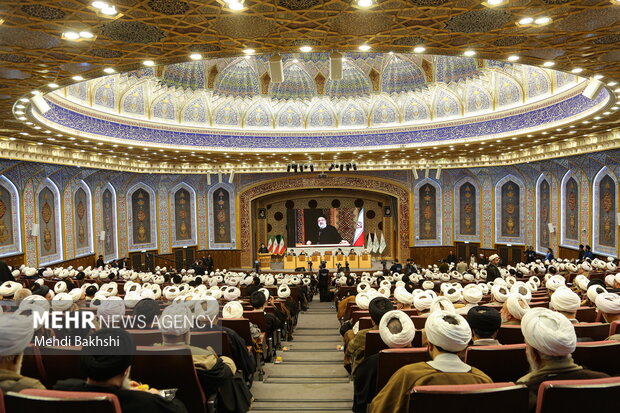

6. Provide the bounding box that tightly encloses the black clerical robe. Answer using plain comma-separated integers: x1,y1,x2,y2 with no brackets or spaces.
313,225,343,244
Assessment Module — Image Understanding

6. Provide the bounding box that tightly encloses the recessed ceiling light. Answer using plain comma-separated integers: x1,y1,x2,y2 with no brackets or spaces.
103,67,115,74
413,46,426,53
359,44,371,52
571,68,583,74
91,1,108,8
534,17,551,25
143,60,155,66
243,48,255,55
14,110,24,115
464,50,476,57
31,90,40,95
63,31,80,40
593,74,604,80
299,45,312,53
47,83,59,88
189,53,202,60
357,0,373,7
608,81,618,86
227,1,245,11
17,116,26,120
100,5,118,15
72,75,84,81
518,17,534,25
507,55,520,62
79,31,94,39
543,61,555,67
16,105,25,109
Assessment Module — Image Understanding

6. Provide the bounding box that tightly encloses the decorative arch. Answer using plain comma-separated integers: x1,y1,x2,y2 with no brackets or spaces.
151,92,176,122
414,178,442,246
127,182,157,251
495,72,524,108
402,95,431,123
120,80,148,118
454,176,480,242
275,103,304,129
0,175,22,257
101,183,118,262
560,169,580,248
180,96,209,125
170,182,197,247
74,180,94,257
592,166,617,256
464,83,493,114
270,62,316,101
36,178,63,265
495,174,526,245
524,66,551,100
307,101,337,129
340,101,367,128
92,76,117,111
536,173,552,254
370,97,400,126
432,86,462,118
244,99,274,129
213,101,241,128
238,175,410,267
208,183,236,250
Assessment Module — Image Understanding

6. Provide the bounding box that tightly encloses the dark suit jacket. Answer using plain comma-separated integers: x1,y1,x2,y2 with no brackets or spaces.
486,264,501,282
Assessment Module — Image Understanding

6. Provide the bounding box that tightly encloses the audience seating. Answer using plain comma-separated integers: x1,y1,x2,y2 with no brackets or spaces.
410,315,428,330
21,344,46,385
465,344,529,382
38,346,84,388
5,389,121,413
351,310,369,324
364,331,422,358
358,316,373,330
535,377,620,413
190,331,233,357
572,340,620,376
0,389,4,413
126,329,161,346
575,307,597,323
131,346,207,413
573,323,610,341
496,325,525,344
608,320,619,336
376,348,430,393
410,383,529,413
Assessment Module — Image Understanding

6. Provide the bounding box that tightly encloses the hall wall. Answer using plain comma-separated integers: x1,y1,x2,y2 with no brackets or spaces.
1,148,619,267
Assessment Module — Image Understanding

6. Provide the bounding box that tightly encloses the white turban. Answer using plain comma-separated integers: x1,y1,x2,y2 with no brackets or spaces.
545,275,565,291
605,274,616,288
51,293,74,311
510,282,532,302
521,307,576,356
506,294,530,320
97,297,126,321
489,254,499,262
53,281,67,294
356,292,372,310
278,284,291,299
422,280,434,290
581,261,592,272
587,285,607,303
462,286,482,304
379,310,416,348
430,296,455,313
160,304,193,336
163,286,180,301
595,292,620,314
222,301,244,319
491,285,509,303
0,281,22,297
19,295,50,313
394,287,414,305
194,296,219,322
0,314,35,356
574,275,590,292
223,287,241,301
550,286,581,313
377,287,391,298
258,287,270,300
68,288,83,302
425,311,472,352
357,282,371,294
124,291,142,308
443,287,462,303
413,292,433,312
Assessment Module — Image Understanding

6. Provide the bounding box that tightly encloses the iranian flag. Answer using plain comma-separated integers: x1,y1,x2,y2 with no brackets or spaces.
267,236,274,254
352,208,365,247
277,236,286,255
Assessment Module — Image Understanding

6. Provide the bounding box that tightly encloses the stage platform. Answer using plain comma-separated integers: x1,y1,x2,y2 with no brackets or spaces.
230,259,384,274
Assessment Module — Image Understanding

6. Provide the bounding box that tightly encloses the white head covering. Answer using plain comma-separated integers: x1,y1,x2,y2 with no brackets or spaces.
379,310,416,348
278,284,291,299
223,287,241,301
489,254,499,262
0,313,35,356
510,282,532,302
413,292,433,312
545,275,565,291
222,301,244,319
595,292,620,314
97,297,126,321
521,307,576,356
160,304,193,336
53,281,67,294
430,296,455,313
377,286,391,298
422,280,434,290
355,292,372,310
462,285,482,304
51,293,74,311
394,287,414,305
357,282,371,294
194,296,219,321
491,285,509,303
550,286,581,313
506,294,530,320
0,281,22,297
443,287,462,303
586,285,607,303
424,311,472,352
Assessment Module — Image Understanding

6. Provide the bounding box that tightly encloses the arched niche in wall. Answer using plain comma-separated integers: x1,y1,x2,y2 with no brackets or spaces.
127,182,157,252
560,170,580,249
494,174,526,245
74,180,94,257
36,178,63,265
414,178,442,246
208,183,236,250
453,176,480,242
0,175,22,257
171,182,197,247
536,173,552,254
592,166,618,256
102,183,118,262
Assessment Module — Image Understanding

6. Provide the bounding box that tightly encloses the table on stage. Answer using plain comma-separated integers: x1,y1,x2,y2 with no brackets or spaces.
284,255,296,270
282,245,371,270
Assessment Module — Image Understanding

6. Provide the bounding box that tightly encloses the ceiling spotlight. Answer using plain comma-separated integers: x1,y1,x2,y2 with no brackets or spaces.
243,48,255,55
47,83,59,88
608,81,618,86
359,44,371,52
543,61,555,67
413,46,426,53
534,17,551,25
571,68,583,74
143,60,155,66
72,75,84,81
189,53,202,60
63,31,80,40
228,1,245,11
103,67,116,74
91,1,107,7
357,0,373,7
518,17,534,25
17,117,26,121
593,74,604,80
20,98,29,102
507,55,520,62
101,5,118,15
79,31,94,39
299,45,313,53
464,50,476,57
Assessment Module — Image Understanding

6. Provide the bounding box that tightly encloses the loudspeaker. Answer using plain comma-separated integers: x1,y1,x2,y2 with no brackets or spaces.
269,53,284,83
412,167,418,180
31,224,39,236
330,52,343,80
99,231,106,241
30,94,51,114
435,167,442,180
547,223,555,233
582,78,604,99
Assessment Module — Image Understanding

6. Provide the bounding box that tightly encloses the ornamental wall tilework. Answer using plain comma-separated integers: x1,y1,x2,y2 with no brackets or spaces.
23,180,36,267
414,178,442,246
454,176,480,242
102,184,118,261
158,182,171,254
64,185,74,259
37,179,62,265
208,183,236,250
536,175,551,253
593,167,617,256
171,182,197,248
0,175,21,258
495,175,526,245
127,183,157,252
561,170,580,248
197,180,208,250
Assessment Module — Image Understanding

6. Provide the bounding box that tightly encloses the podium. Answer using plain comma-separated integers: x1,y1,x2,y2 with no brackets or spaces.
297,255,308,269
258,253,271,270
310,255,322,268
284,255,296,270
348,255,359,269
334,255,346,268
359,254,371,268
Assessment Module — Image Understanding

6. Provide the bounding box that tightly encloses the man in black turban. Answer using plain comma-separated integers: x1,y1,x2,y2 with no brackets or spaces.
467,306,502,346
133,298,161,329
54,329,188,413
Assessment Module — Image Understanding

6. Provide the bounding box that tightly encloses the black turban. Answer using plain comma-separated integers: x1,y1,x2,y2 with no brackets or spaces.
587,278,606,290
76,271,85,280
172,275,182,284
467,306,501,338
32,284,50,297
80,329,135,381
369,297,394,325
133,299,160,326
84,285,98,297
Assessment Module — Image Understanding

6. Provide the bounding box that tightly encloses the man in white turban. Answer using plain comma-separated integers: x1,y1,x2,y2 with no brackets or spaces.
595,293,620,325
501,294,530,324
550,286,581,323
370,311,492,413
0,313,46,392
222,301,244,319
517,308,609,411
97,297,126,327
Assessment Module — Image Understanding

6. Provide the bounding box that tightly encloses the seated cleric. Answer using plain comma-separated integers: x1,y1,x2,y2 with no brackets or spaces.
306,216,349,245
